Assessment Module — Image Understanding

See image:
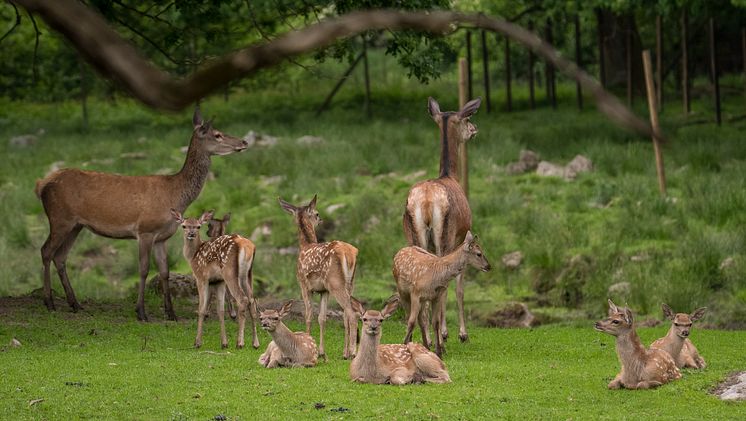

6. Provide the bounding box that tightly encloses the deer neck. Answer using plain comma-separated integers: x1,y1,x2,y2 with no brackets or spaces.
354,331,381,372
438,114,460,179
173,134,212,210
296,216,318,247
431,248,468,288
663,325,685,356
615,329,647,376
182,236,203,262
269,322,297,354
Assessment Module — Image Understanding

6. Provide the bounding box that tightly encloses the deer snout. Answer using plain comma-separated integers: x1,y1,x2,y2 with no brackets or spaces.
680,329,690,337
481,263,492,272
238,139,249,150
594,321,603,331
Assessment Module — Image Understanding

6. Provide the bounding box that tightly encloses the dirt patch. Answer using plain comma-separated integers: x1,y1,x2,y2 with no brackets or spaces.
711,371,746,401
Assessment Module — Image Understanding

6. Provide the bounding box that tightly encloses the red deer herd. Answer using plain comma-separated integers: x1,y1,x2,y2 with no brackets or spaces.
36,101,707,387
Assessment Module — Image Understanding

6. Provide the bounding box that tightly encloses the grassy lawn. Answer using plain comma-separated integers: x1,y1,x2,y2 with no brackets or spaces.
1,297,745,420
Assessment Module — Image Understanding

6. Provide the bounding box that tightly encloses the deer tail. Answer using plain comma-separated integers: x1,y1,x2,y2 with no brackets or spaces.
34,178,49,199
340,247,357,295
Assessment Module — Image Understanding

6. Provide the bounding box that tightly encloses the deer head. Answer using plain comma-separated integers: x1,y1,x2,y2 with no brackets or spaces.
171,209,214,241
351,295,399,336
191,107,248,156
462,231,491,272
595,299,634,337
207,212,231,238
278,195,322,243
662,304,706,339
259,301,294,332
428,97,481,142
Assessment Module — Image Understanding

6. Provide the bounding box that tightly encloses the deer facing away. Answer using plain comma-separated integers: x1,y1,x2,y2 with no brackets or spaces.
258,300,318,368
279,195,358,360
394,231,491,357
349,296,451,385
35,107,247,321
172,209,259,349
595,299,681,389
402,96,482,343
206,212,237,320
650,304,707,369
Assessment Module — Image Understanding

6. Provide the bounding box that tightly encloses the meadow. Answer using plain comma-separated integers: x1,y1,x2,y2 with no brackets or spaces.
1,61,746,418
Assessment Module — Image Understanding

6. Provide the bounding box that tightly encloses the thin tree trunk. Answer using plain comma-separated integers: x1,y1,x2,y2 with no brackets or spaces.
505,36,512,112
363,36,371,118
528,20,536,109
545,18,556,109
575,14,583,110
742,28,746,100
481,30,491,113
642,50,666,196
316,53,364,116
682,11,690,114
656,15,663,112
626,15,633,107
596,8,606,88
458,58,469,197
79,57,88,131
709,18,721,125
466,31,473,101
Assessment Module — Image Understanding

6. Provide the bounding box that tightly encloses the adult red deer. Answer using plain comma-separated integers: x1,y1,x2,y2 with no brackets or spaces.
402,96,481,343
35,107,248,321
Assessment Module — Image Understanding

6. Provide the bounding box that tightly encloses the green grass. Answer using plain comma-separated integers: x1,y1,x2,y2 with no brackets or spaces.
1,298,745,420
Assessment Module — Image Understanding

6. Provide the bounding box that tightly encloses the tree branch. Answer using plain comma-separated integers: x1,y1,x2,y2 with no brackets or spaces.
14,0,655,139
26,8,39,83
0,1,21,43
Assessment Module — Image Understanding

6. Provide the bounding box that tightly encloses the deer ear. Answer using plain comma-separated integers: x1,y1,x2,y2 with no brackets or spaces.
428,97,441,121
279,300,294,318
350,296,365,318
381,295,400,319
458,97,482,118
463,231,475,250
623,307,634,325
661,303,675,320
223,213,231,223
193,106,203,128
170,208,184,223
607,299,619,315
199,210,214,224
278,197,297,215
308,194,318,209
690,307,707,321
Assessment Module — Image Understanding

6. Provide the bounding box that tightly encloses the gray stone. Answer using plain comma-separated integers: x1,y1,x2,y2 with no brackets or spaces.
501,251,524,270
486,302,535,328
296,135,324,146
536,161,567,178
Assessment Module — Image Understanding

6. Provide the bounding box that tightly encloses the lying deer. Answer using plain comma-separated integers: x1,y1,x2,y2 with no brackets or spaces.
402,97,482,343
595,299,681,389
258,300,318,368
394,231,491,357
35,107,248,321
206,212,237,320
650,304,707,369
349,296,450,385
172,209,259,349
278,195,358,360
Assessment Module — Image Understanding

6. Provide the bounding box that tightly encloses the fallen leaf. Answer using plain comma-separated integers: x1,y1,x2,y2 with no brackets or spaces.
29,398,44,406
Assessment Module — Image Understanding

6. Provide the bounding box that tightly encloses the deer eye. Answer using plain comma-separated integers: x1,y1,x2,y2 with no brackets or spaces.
273,317,279,321
362,318,368,322
612,320,620,324
476,252,482,257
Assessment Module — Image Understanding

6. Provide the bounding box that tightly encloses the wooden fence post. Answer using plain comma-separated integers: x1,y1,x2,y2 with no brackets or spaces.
458,58,469,197
575,14,583,110
682,10,690,114
481,30,491,113
528,20,536,109
709,18,721,126
505,36,512,112
656,15,663,112
466,31,473,101
642,50,667,197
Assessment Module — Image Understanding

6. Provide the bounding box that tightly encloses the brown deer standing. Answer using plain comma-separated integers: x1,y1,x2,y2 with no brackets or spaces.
349,296,451,385
594,299,681,389
35,107,247,321
206,212,237,320
171,209,259,349
650,304,707,369
258,300,318,368
402,96,482,343
394,231,491,357
278,195,358,360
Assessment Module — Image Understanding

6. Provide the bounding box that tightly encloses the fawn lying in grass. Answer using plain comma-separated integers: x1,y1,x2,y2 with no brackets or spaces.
349,296,450,385
258,301,318,368
595,299,681,389
650,304,707,369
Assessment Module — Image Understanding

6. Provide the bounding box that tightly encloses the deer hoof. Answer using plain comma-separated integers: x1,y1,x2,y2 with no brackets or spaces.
319,352,327,362
194,341,202,349
441,331,449,342
237,343,245,349
459,333,469,343
252,341,260,350
221,343,228,349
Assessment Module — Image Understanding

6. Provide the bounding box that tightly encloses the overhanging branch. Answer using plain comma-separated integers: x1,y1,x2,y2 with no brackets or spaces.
14,0,655,139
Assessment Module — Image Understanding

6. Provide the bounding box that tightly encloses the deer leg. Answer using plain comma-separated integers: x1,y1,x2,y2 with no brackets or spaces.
194,279,210,348
439,287,449,342
224,274,248,349
404,298,421,344
299,282,312,334
241,265,259,349
135,235,155,321
607,374,623,390
456,272,468,342
52,225,84,312
432,294,445,358
330,288,357,359
40,223,77,311
215,282,228,349
226,290,237,321
634,380,662,389
317,291,329,361
153,240,177,321
418,302,431,349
